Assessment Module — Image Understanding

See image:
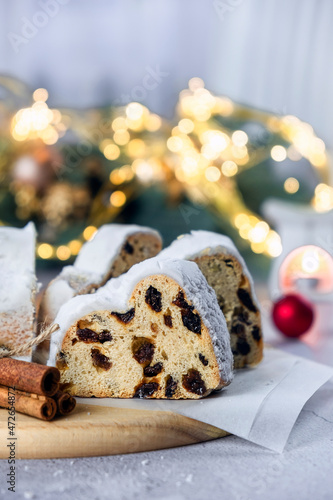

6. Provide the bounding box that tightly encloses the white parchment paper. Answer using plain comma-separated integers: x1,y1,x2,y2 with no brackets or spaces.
78,347,333,452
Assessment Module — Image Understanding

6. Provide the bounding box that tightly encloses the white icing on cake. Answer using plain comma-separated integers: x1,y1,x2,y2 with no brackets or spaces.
41,224,162,322
0,223,37,360
74,224,162,275
0,223,36,313
159,230,260,309
48,257,234,385
41,278,76,321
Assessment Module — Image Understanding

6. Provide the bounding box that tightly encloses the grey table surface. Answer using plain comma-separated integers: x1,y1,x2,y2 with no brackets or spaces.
1,275,333,500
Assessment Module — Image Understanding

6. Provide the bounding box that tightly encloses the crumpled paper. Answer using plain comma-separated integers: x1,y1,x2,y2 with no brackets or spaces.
78,347,333,452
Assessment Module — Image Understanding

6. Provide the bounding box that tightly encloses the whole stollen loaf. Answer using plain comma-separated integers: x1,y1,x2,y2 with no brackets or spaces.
159,231,263,369
47,258,234,399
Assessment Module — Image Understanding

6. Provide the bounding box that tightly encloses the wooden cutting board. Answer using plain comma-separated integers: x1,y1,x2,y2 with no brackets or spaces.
0,403,228,459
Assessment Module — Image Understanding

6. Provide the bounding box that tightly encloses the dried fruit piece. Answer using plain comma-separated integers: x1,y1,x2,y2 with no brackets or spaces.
236,338,251,355
233,306,250,325
231,323,245,335
77,328,99,343
98,331,113,343
182,369,207,396
251,326,262,341
133,382,159,398
199,353,208,366
165,376,178,398
237,288,258,313
163,314,173,328
173,291,201,334
111,308,135,324
72,338,78,345
56,351,68,370
123,241,134,254
132,338,155,364
145,286,162,312
172,290,190,309
181,309,201,334
91,348,112,370
77,328,112,343
144,362,163,377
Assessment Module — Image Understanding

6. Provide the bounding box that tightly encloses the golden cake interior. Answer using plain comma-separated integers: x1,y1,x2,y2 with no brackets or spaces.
104,232,162,281
56,275,224,399
192,253,263,368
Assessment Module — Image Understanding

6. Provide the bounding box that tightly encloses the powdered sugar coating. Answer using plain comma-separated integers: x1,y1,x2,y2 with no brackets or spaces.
0,223,36,311
48,257,233,386
159,230,260,309
0,223,37,361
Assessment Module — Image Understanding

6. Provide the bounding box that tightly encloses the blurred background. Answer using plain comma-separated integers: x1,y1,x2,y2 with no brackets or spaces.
0,0,332,306
1,0,333,144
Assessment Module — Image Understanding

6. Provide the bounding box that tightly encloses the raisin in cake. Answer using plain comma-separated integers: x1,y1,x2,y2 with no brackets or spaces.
47,258,233,399
159,231,263,369
37,224,162,360
0,223,37,360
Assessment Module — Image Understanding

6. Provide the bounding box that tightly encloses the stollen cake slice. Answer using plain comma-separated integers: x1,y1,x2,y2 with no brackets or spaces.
37,224,162,361
47,258,233,399
159,231,263,368
0,223,37,360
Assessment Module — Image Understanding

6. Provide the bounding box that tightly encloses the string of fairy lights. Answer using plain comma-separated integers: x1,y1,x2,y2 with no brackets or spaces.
1,77,332,261
11,87,66,144
164,78,332,257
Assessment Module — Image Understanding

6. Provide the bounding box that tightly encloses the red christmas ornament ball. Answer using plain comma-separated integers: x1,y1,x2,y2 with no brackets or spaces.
272,294,315,338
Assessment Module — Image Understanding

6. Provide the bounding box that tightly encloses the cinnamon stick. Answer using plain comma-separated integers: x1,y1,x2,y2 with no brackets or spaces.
0,386,57,421
53,390,76,416
0,358,60,396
